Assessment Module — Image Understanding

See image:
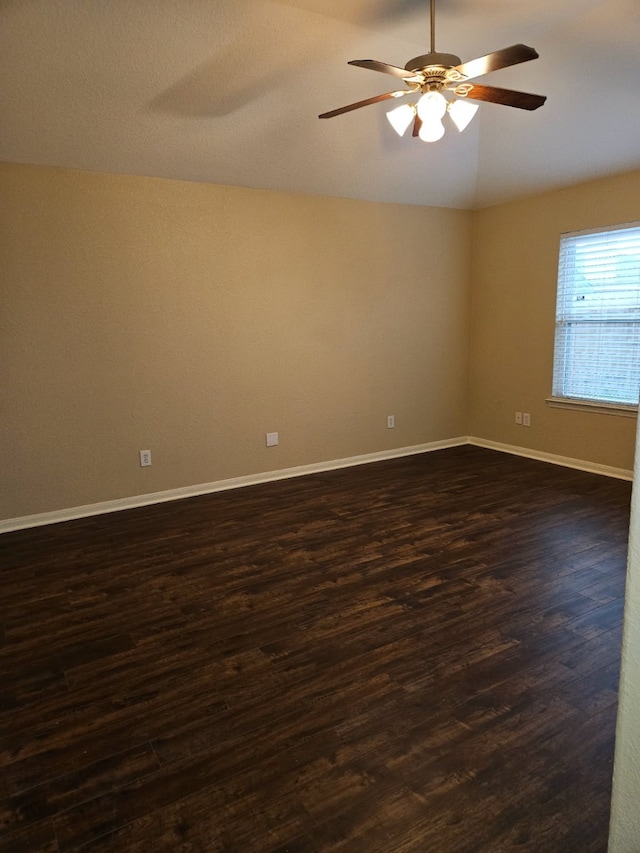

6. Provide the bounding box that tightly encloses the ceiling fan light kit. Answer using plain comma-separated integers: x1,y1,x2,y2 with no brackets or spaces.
319,0,546,143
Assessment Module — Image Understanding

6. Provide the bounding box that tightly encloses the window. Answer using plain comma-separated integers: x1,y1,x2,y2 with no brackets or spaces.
551,222,640,411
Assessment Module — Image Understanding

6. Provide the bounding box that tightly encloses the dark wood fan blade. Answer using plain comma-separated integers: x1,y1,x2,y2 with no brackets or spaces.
348,59,419,80
319,90,409,119
455,44,539,80
462,83,546,110
412,114,422,137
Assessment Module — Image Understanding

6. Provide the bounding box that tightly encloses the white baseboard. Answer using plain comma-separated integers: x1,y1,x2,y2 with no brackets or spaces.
3,436,632,534
468,436,634,482
0,437,467,534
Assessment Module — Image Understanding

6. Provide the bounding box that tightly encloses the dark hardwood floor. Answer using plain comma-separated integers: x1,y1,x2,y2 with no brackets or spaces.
0,445,632,852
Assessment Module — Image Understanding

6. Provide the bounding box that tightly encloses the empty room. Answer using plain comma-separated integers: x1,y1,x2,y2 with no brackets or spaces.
2,1,640,851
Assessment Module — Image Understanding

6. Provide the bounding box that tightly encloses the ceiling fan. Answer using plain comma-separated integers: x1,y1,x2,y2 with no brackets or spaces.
319,0,546,142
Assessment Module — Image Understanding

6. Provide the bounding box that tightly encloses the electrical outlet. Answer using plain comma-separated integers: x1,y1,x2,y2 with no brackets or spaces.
515,412,523,425
387,415,395,429
266,432,279,447
523,412,531,427
139,449,152,467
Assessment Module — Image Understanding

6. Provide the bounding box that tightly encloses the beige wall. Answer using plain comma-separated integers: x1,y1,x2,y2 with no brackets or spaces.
0,162,471,521
3,162,640,524
469,170,640,472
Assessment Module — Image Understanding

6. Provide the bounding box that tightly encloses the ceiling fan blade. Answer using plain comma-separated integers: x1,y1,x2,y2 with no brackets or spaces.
461,83,546,110
412,114,422,137
348,59,419,80
455,44,539,81
319,90,409,119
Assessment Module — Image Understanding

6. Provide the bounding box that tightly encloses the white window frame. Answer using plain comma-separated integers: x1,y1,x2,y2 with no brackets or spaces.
547,222,640,417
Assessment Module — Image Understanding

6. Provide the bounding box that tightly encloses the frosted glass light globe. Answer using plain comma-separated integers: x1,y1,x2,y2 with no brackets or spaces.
416,91,447,142
386,103,416,136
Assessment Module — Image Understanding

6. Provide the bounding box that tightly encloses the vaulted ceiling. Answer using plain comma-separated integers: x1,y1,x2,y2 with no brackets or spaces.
1,0,639,209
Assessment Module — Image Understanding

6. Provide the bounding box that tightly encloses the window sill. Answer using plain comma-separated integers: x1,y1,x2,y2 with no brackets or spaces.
546,397,638,418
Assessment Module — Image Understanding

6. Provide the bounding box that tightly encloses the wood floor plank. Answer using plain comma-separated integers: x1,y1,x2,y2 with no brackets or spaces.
1,817,58,853
0,445,631,851
0,744,160,839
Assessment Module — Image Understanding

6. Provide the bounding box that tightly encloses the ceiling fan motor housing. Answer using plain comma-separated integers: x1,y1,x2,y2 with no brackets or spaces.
405,53,466,91
405,53,462,73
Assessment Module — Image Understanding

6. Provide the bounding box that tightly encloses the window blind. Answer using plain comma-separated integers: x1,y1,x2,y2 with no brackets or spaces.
552,223,640,406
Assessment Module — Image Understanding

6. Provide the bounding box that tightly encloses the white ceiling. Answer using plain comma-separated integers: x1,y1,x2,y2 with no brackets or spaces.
1,0,639,209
